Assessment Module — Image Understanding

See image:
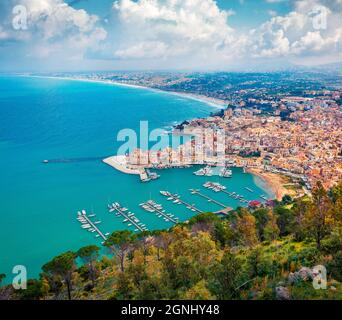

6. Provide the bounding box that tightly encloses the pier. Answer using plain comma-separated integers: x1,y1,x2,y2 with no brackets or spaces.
190,189,229,209
160,191,203,213
77,211,107,241
141,201,179,224
109,204,146,232
43,156,109,164
203,182,250,205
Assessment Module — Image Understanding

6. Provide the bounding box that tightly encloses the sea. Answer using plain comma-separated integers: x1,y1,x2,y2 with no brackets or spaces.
0,76,273,284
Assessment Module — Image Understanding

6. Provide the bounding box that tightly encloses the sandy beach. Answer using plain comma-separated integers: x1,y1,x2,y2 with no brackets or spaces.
247,168,296,201
26,75,226,109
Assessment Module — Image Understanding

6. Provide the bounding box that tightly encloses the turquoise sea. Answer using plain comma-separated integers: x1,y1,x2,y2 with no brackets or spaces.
0,76,273,283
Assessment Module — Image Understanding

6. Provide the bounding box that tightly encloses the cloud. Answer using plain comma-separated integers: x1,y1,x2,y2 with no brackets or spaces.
111,0,238,64
0,0,107,60
249,0,342,62
0,0,342,69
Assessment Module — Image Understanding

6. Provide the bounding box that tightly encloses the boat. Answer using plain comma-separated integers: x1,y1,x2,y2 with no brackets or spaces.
89,214,96,217
245,187,254,193
81,210,86,215
94,221,101,224
194,168,205,176
43,160,49,164
128,223,132,226
220,167,232,178
123,219,128,222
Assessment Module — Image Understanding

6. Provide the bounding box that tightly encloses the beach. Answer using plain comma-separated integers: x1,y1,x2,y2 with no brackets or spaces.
26,75,226,109
247,168,296,200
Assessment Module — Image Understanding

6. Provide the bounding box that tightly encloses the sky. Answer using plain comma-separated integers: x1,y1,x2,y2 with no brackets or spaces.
0,0,341,72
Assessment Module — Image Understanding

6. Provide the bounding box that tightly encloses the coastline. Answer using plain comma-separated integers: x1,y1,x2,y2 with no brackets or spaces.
247,167,296,201
25,75,226,109
24,75,284,200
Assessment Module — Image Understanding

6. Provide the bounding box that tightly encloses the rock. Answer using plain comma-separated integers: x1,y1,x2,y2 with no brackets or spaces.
298,267,313,281
275,286,291,300
288,267,313,284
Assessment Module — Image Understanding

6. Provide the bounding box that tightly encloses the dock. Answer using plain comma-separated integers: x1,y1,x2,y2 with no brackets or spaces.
190,189,229,209
77,210,107,241
141,201,179,224
109,203,147,232
160,191,203,213
203,182,250,205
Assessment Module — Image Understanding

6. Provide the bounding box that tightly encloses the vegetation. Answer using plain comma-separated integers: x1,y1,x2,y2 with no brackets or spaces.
1,181,341,300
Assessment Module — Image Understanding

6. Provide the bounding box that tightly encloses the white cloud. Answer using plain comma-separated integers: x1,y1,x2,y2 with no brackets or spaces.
1,0,342,69
0,0,107,60
111,0,238,63
249,0,342,62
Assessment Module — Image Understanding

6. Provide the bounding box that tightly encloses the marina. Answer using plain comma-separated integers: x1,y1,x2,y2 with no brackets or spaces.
203,182,251,204
190,188,232,211
140,200,179,224
108,202,147,232
160,190,203,213
77,210,107,242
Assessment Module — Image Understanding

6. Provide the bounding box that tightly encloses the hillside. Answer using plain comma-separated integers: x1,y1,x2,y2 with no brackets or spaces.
1,181,341,300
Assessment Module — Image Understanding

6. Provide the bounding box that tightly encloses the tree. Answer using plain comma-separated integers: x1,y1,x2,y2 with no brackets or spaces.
182,280,215,300
104,230,137,272
136,231,154,265
236,209,259,247
304,181,334,249
16,279,43,300
252,208,270,241
0,274,6,287
42,251,76,300
292,199,309,241
274,207,295,236
263,211,280,241
210,250,242,299
77,245,100,288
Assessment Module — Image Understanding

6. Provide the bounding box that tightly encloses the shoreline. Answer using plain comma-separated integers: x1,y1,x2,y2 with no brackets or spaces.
246,167,296,201
25,75,226,109
23,75,285,200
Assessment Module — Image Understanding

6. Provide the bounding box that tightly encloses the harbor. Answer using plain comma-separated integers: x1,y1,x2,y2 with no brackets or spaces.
140,200,179,224
190,188,233,214
77,210,107,242
160,190,203,213
108,202,148,232
203,182,265,205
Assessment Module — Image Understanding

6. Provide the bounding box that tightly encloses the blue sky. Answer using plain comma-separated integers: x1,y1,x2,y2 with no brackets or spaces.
0,0,341,72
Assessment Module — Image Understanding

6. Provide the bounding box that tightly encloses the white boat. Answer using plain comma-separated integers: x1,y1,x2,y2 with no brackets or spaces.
89,214,96,217
81,210,86,215
128,223,132,226
123,219,128,222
